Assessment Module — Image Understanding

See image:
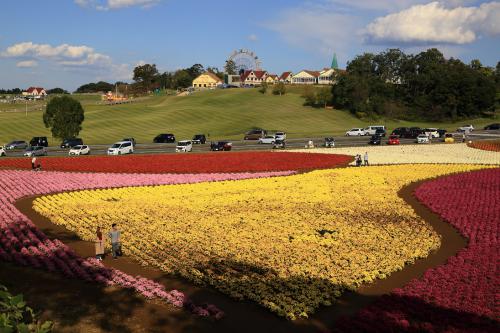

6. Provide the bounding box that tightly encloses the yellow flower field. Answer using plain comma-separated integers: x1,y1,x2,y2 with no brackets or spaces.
33,164,487,319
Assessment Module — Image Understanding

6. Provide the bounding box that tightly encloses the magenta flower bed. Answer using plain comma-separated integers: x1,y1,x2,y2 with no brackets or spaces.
335,168,499,332
0,169,294,319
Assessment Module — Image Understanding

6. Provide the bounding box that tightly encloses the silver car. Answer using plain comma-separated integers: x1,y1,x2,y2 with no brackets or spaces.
24,146,47,157
5,140,28,150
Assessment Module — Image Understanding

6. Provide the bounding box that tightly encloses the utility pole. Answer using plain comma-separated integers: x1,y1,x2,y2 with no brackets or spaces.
25,99,27,117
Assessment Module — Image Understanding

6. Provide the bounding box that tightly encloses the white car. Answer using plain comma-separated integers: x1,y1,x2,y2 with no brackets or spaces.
69,145,90,156
457,125,474,132
416,134,430,144
107,141,134,155
423,128,439,138
0,146,5,157
364,125,386,136
258,135,276,144
274,132,286,140
345,128,365,136
175,140,193,152
23,146,47,157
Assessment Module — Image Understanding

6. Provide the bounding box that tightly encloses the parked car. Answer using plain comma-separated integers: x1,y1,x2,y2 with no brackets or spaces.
416,134,430,144
176,140,193,152
457,125,474,132
192,134,206,144
0,146,5,157
69,145,90,156
258,135,276,144
391,127,413,138
122,138,136,147
30,137,48,147
274,132,287,140
153,133,175,143
444,133,455,143
437,129,448,137
369,135,382,145
5,140,28,150
484,123,500,130
60,138,83,148
210,141,232,151
273,139,286,149
422,128,439,138
324,137,335,148
387,135,400,145
107,141,134,155
364,125,386,136
345,128,365,136
409,127,424,138
375,128,386,137
24,146,47,157
244,129,267,140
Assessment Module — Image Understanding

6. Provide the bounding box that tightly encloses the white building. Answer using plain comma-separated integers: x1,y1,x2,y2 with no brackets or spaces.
291,70,320,85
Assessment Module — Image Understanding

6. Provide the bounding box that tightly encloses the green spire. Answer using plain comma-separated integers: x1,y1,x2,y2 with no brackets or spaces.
331,53,338,69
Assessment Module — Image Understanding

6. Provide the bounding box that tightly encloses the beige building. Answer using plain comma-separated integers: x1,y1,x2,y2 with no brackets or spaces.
241,70,268,86
192,72,223,88
279,71,293,84
265,74,279,84
291,70,320,85
318,68,336,85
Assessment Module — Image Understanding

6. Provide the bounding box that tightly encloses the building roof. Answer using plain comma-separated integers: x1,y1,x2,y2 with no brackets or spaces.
280,71,292,80
241,70,267,81
267,74,278,80
194,72,222,83
303,70,321,77
26,87,45,93
253,70,267,79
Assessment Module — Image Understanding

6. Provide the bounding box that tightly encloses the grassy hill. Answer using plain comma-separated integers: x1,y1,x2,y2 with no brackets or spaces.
0,88,497,145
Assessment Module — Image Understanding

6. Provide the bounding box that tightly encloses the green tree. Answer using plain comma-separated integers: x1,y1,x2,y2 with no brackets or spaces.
259,82,268,94
301,86,317,106
173,70,192,88
133,64,159,92
224,60,237,75
272,82,286,96
186,64,205,80
46,88,69,94
207,66,224,80
316,87,333,108
43,96,84,140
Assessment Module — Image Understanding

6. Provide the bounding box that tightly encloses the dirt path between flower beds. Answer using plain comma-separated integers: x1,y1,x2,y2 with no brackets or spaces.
8,176,467,333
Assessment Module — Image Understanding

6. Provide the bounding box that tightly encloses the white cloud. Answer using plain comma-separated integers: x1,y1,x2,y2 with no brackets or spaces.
75,0,160,10
364,1,500,45
2,41,131,81
248,34,258,42
327,0,480,12
16,60,38,68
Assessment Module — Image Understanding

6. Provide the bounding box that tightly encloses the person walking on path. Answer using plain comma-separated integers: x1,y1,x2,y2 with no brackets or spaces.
95,226,104,260
31,156,37,170
364,152,369,166
108,224,121,259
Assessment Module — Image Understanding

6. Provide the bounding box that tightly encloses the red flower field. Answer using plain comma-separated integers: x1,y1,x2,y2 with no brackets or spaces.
468,140,500,152
0,152,352,173
335,168,500,332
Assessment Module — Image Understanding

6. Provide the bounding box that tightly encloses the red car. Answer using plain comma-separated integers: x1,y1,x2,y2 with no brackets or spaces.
387,135,400,145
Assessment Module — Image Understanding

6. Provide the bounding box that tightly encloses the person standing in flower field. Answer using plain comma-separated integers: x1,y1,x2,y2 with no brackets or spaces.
95,226,104,260
364,152,369,166
108,223,121,259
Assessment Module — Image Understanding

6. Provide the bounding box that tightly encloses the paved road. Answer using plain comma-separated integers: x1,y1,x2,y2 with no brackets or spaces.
4,130,500,157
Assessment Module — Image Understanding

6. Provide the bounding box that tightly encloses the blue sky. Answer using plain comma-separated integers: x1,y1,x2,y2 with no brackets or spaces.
1,0,499,91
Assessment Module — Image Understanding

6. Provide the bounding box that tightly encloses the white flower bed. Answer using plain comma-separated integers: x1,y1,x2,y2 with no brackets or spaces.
290,143,500,165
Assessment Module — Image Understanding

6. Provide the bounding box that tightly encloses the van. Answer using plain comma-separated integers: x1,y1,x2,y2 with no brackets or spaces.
30,136,48,147
244,129,267,140
363,126,385,136
107,141,134,155
60,138,83,148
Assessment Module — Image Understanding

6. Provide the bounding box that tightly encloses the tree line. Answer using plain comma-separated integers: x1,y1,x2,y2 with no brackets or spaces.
332,48,499,121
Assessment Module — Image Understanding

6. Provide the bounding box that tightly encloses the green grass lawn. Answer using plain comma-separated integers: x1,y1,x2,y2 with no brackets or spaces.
0,88,497,145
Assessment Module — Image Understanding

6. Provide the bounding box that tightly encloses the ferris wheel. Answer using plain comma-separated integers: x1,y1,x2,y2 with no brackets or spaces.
228,49,262,73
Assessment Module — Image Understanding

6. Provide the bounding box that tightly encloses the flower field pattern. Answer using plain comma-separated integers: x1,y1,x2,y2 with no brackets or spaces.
335,168,500,332
468,140,500,152
292,143,500,165
32,164,488,319
0,170,294,319
0,151,352,173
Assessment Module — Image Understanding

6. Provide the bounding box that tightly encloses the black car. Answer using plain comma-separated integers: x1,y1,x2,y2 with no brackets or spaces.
123,138,136,147
153,134,175,143
210,141,232,151
437,129,447,137
192,134,206,144
484,123,500,130
30,136,48,147
391,127,411,138
375,128,386,137
60,138,83,148
369,135,382,145
409,127,424,138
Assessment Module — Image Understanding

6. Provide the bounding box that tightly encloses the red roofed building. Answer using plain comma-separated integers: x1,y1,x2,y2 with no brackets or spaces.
279,71,293,84
241,70,268,86
22,87,47,97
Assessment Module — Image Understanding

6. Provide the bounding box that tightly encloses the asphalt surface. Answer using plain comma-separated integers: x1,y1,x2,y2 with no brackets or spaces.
3,130,500,157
